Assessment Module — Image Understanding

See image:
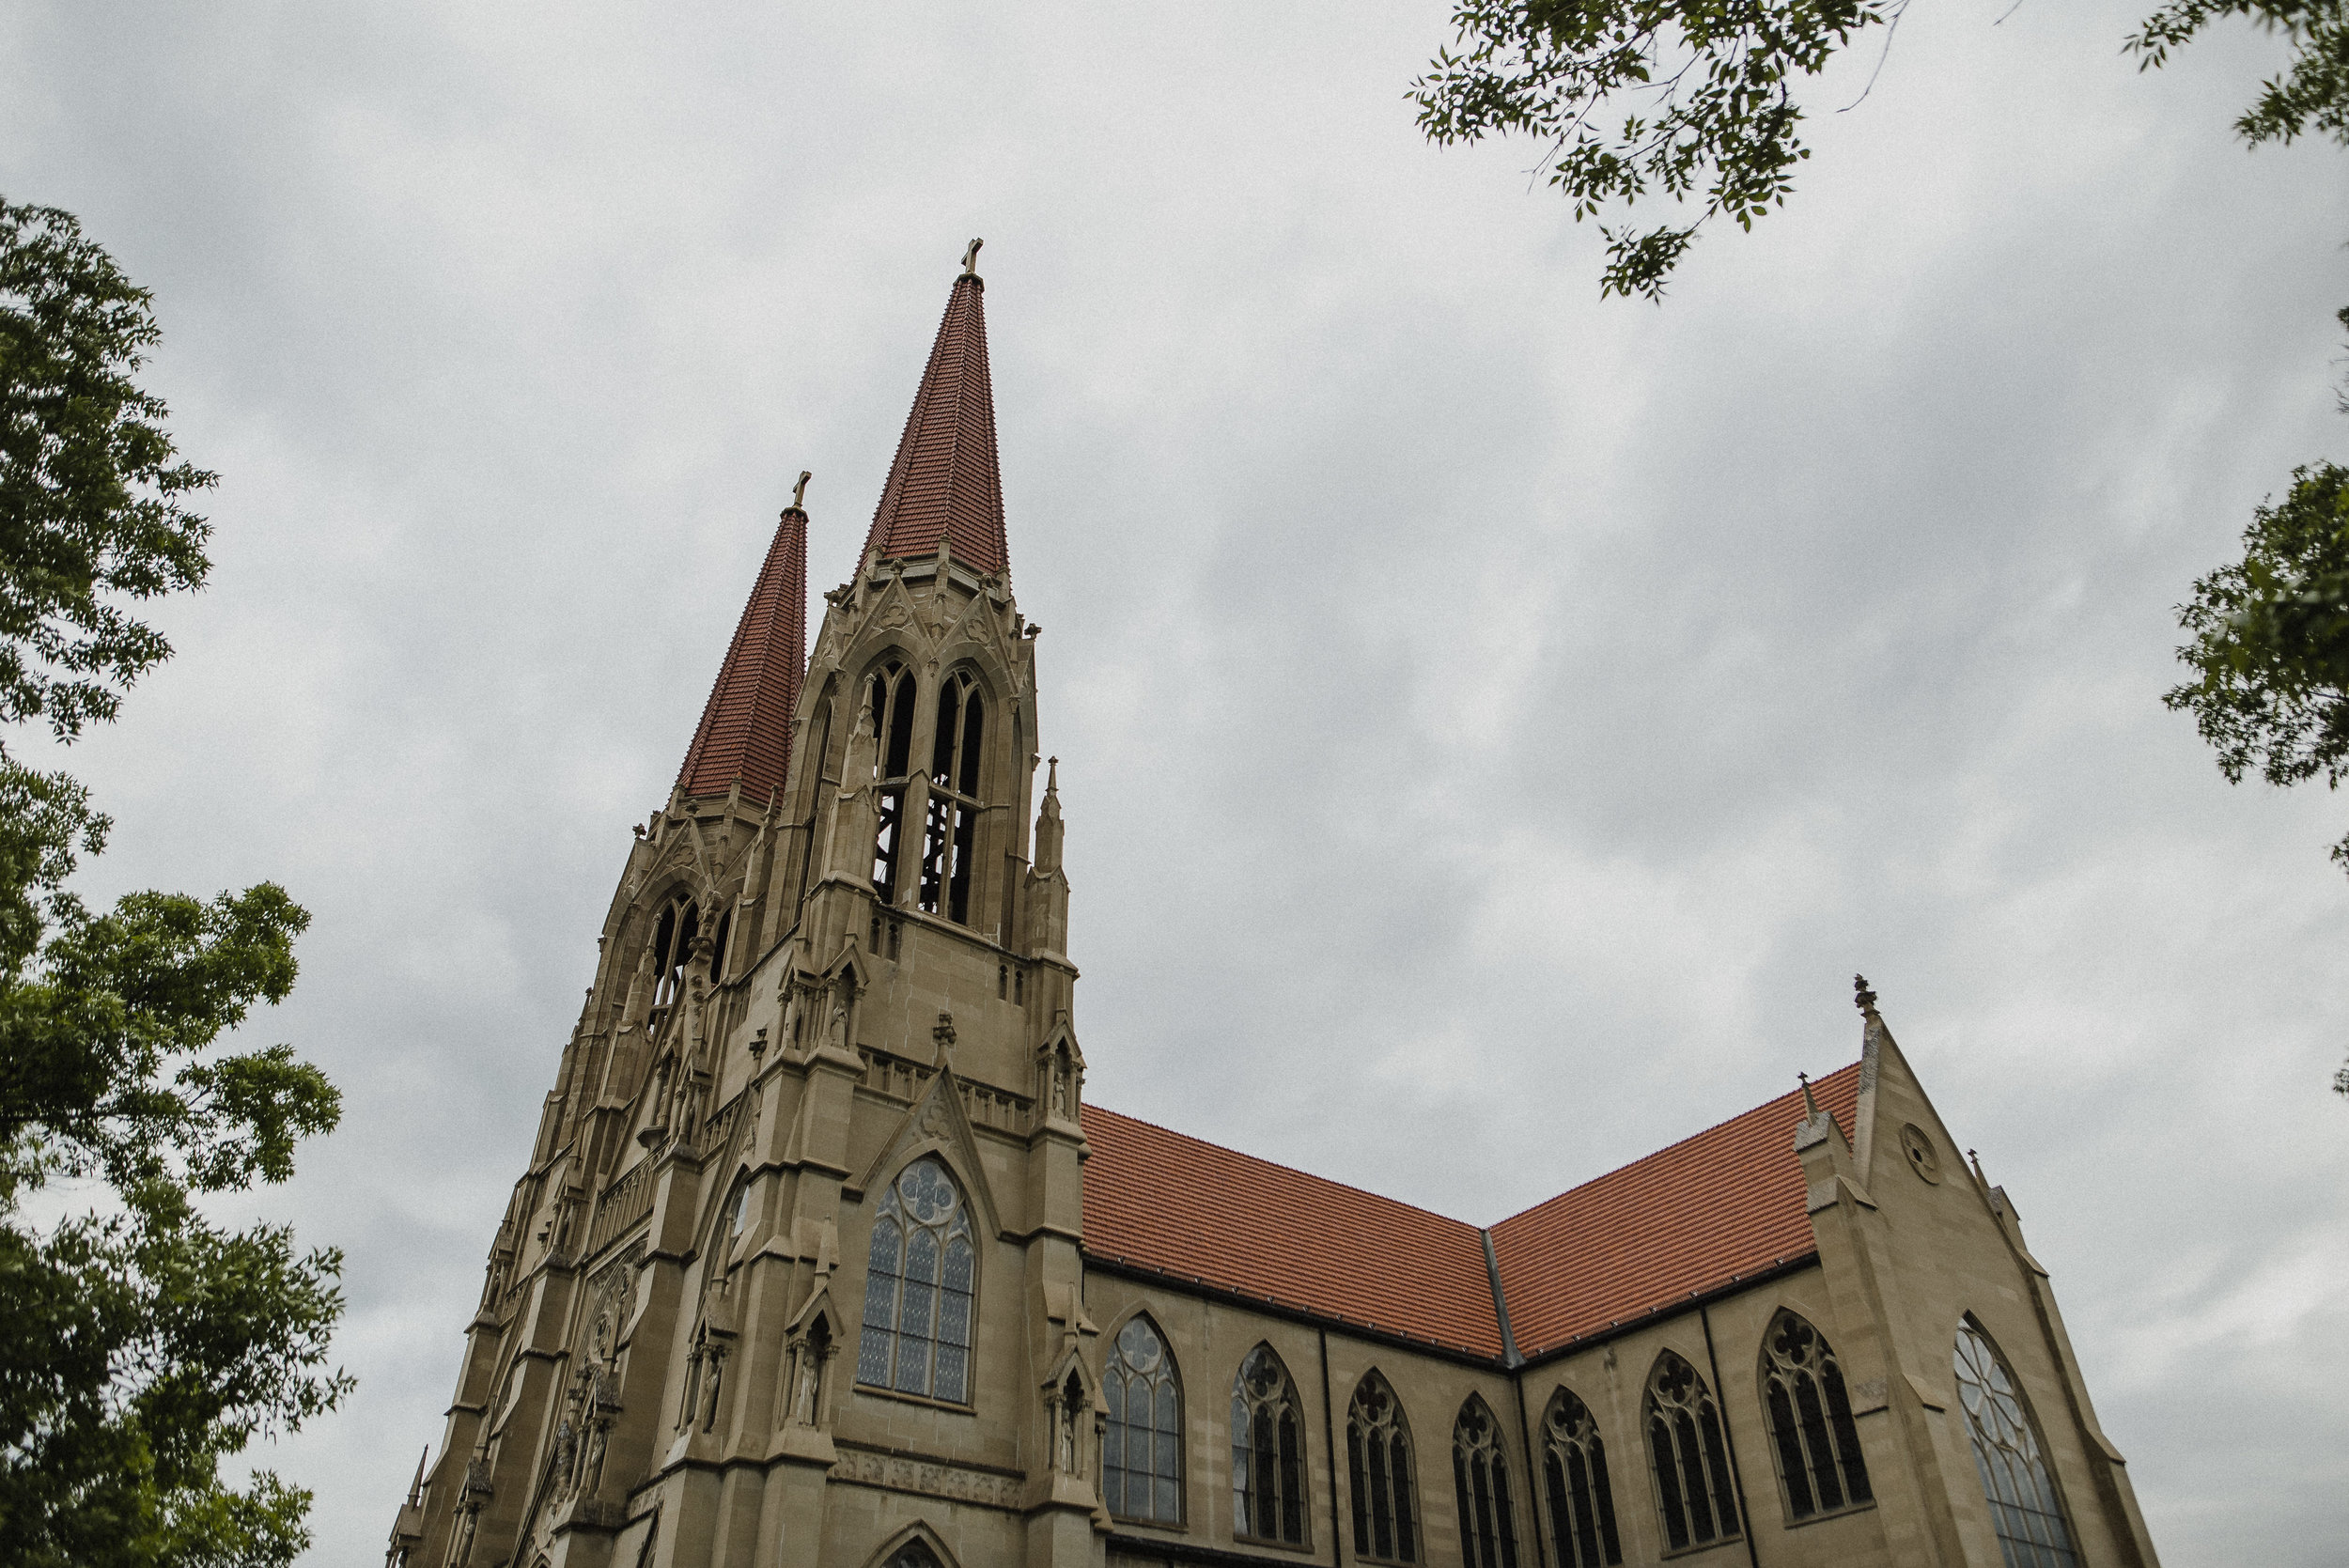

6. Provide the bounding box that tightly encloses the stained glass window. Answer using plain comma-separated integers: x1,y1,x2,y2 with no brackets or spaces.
1954,1319,2080,1568
1644,1351,1739,1552
853,1157,975,1404
1347,1372,1418,1562
1453,1396,1520,1568
1105,1315,1183,1523
1760,1309,1873,1522
1231,1344,1307,1545
1542,1389,1622,1568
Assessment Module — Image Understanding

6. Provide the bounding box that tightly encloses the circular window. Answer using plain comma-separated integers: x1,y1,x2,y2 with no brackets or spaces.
1900,1123,1942,1184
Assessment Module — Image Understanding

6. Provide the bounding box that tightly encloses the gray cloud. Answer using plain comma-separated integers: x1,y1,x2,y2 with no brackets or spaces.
5,0,2344,1560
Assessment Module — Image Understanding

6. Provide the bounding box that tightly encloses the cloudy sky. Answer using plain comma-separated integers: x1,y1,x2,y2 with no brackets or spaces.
7,2,2347,1562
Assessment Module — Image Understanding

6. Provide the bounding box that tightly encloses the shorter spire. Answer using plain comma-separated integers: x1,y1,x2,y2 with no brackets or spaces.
676,486,810,803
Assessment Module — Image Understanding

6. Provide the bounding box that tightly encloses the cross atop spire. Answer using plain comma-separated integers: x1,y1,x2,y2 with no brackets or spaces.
676,487,809,803
857,248,1010,579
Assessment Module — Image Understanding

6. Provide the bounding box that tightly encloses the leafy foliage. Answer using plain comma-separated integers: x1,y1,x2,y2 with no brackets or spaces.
0,201,213,742
2167,464,2349,842
0,201,347,1567
1414,0,1899,298
1413,0,2349,298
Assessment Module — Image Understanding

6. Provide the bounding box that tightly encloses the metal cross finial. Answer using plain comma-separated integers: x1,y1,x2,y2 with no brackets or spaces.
790,471,811,510
961,237,984,275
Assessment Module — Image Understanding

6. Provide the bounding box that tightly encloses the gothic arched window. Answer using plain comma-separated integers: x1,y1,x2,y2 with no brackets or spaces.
919,670,985,924
1953,1318,2080,1568
880,1543,942,1568
1644,1351,1739,1552
1453,1395,1520,1568
1347,1372,1418,1562
866,661,916,900
1761,1309,1873,1522
650,897,699,1007
1230,1344,1307,1545
854,1157,975,1404
1541,1389,1622,1568
1105,1316,1182,1524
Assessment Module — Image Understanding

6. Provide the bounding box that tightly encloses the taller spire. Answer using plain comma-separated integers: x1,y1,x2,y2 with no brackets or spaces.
676,483,809,803
858,242,1009,578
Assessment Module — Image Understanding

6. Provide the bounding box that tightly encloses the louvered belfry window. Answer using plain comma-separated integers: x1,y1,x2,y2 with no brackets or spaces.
1644,1351,1740,1551
1346,1372,1418,1562
1231,1345,1308,1545
917,670,985,924
866,662,916,900
1542,1389,1623,1568
855,1158,974,1403
1761,1309,1874,1521
1104,1316,1182,1523
1953,1319,2080,1568
1453,1396,1520,1568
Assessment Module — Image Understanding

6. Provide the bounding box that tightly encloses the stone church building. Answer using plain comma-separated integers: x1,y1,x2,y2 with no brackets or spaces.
389,255,2163,1568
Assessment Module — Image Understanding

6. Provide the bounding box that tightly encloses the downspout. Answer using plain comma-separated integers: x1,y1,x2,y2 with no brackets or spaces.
1318,1327,1344,1565
1700,1304,1764,1568
1483,1230,1548,1568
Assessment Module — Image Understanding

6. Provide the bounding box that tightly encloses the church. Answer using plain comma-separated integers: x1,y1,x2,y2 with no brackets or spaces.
388,250,2163,1568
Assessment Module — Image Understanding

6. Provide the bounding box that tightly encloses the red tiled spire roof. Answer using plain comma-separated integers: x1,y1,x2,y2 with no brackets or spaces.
1080,1105,1507,1357
858,271,1009,578
1487,1063,1860,1358
676,504,807,803
1080,1062,1861,1363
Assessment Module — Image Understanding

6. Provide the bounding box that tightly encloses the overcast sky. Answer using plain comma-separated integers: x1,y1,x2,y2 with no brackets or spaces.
6,3,2346,1563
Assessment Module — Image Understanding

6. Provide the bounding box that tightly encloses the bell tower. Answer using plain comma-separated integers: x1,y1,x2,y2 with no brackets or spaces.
395,247,1099,1568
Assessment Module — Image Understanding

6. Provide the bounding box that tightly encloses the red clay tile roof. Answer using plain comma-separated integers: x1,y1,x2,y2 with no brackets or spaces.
1081,1105,1507,1358
1081,1063,1859,1363
677,505,807,803
858,273,1009,579
1488,1063,1860,1358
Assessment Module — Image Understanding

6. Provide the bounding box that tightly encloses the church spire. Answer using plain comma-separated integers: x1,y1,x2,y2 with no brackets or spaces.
676,480,810,803
857,243,1009,578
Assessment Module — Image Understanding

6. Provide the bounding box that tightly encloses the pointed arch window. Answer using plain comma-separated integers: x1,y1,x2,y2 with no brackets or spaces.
880,1544,942,1568
1644,1351,1739,1552
1541,1389,1622,1568
1105,1315,1183,1523
1231,1344,1308,1545
854,1157,974,1404
866,661,917,900
650,897,699,1007
920,670,985,924
1761,1310,1873,1523
1346,1372,1418,1562
1453,1396,1520,1568
1954,1318,2080,1568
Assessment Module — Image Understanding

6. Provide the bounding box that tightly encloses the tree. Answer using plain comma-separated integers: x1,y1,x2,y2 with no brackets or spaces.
0,199,347,1567
1411,0,2349,301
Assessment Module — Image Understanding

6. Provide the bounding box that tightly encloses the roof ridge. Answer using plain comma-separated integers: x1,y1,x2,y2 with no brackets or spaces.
1081,1103,1484,1234
1486,1059,1861,1233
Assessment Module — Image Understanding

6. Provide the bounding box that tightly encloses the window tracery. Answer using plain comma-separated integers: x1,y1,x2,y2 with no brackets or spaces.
854,1157,975,1404
1541,1389,1622,1568
1953,1318,2080,1568
1346,1372,1417,1562
650,898,699,1007
1105,1316,1182,1524
919,670,985,924
1760,1309,1872,1523
1453,1396,1519,1568
1644,1351,1739,1552
866,662,916,900
1230,1344,1307,1545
